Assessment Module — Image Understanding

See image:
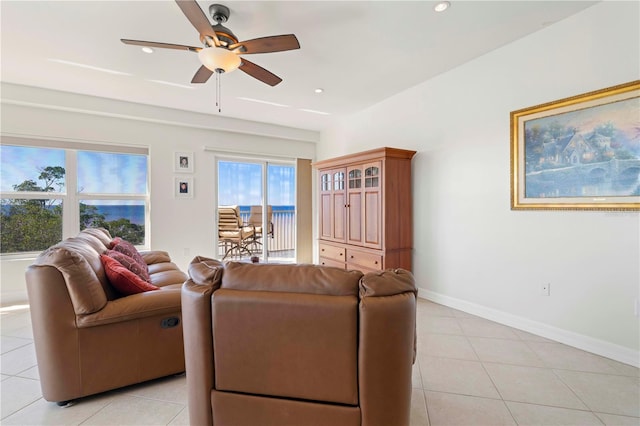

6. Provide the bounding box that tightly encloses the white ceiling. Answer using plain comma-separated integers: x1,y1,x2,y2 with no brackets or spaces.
1,1,598,132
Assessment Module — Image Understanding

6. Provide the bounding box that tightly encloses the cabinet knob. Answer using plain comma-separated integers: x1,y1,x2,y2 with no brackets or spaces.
321,248,325,252
374,261,378,264
339,252,343,256
350,255,354,259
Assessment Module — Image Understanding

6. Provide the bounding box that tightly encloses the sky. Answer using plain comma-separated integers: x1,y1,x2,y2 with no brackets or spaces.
217,161,295,206
1,146,295,206
1,145,66,192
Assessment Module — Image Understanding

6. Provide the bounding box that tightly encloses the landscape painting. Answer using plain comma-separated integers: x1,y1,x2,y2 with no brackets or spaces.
511,81,640,210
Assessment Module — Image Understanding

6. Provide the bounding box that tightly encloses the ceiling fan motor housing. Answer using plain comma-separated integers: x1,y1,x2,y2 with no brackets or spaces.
209,4,229,23
198,4,239,47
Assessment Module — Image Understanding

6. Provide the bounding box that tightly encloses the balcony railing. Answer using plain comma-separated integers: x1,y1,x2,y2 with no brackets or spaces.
239,208,295,252
217,206,295,260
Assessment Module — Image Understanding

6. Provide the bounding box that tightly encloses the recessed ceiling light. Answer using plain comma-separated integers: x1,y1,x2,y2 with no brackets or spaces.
434,1,450,12
314,88,324,94
142,47,154,54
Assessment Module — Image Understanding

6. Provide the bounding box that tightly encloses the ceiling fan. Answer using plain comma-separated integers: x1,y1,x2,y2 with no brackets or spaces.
121,0,300,87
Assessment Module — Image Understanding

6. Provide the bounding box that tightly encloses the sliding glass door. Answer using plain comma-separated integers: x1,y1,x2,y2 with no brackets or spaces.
217,158,296,263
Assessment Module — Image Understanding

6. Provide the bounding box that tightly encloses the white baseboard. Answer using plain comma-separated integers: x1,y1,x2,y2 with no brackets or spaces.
418,288,640,368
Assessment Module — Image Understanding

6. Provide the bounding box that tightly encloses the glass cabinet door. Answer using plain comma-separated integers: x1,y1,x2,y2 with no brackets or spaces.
364,165,379,188
348,169,362,189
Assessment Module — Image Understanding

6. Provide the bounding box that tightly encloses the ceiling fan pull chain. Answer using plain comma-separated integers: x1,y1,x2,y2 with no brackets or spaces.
216,71,222,113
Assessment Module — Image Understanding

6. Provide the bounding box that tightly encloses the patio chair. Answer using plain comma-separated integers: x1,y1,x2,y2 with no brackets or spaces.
218,206,254,260
247,205,274,252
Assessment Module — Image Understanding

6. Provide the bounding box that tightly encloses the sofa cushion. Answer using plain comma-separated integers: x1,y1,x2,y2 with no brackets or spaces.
222,262,362,296
149,267,188,288
105,250,151,282
34,246,108,315
101,254,159,295
77,227,113,248
188,256,224,288
111,237,148,272
213,288,359,405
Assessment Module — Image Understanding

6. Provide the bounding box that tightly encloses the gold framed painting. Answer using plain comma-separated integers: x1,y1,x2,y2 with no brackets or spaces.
511,80,640,211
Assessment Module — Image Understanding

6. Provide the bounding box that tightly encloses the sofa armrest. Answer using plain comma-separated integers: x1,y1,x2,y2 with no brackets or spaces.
76,289,181,328
26,265,83,402
359,268,416,298
140,250,171,265
181,255,224,426
182,280,217,426
358,269,417,426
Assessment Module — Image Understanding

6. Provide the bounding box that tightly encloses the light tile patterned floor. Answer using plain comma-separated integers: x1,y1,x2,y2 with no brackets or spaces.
1,299,638,425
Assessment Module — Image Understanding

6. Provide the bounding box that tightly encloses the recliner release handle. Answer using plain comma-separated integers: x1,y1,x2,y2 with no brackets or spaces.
161,317,180,328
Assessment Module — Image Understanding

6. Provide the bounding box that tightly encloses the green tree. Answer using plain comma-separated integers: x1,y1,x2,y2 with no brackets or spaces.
80,203,107,229
101,218,145,245
0,200,63,253
1,166,145,253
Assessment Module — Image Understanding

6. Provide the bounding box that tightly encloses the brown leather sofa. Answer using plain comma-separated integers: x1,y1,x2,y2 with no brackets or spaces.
182,257,417,426
25,228,187,405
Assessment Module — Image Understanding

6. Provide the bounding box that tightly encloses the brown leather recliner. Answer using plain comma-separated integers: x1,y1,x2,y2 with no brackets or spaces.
25,228,188,405
182,258,417,426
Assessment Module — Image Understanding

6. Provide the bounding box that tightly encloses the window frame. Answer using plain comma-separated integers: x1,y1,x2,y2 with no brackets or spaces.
0,137,150,259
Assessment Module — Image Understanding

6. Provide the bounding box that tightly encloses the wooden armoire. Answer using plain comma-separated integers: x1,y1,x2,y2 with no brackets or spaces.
313,147,416,273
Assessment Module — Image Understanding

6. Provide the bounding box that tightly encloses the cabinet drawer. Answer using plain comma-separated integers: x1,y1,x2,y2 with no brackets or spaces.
346,249,383,271
319,257,346,269
319,243,345,262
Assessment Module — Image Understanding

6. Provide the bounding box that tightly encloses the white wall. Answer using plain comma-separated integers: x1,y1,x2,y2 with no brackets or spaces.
319,1,640,365
1,84,318,305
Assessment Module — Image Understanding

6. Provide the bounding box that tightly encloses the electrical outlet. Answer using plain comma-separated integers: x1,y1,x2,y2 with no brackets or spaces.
540,283,551,296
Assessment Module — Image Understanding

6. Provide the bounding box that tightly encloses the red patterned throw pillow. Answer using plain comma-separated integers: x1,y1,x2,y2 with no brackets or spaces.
105,249,151,282
100,254,159,296
111,237,148,272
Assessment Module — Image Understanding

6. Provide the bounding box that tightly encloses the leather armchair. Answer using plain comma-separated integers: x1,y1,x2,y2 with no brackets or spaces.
182,258,417,426
25,228,188,405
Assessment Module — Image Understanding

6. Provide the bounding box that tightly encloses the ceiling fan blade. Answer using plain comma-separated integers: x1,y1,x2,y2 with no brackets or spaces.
175,0,219,44
239,59,282,86
121,39,200,52
229,34,300,54
191,65,214,83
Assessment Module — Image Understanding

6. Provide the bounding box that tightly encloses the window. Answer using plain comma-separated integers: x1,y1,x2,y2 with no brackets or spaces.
217,159,296,263
0,139,149,255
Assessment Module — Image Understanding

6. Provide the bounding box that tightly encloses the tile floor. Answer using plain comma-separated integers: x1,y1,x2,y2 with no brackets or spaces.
1,298,638,425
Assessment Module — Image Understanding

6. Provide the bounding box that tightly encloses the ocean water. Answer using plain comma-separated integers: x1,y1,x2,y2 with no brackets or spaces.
238,205,295,213
93,205,145,225
2,204,295,226
95,205,294,225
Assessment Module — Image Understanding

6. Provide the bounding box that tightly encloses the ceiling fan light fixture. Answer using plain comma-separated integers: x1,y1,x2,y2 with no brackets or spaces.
141,47,154,54
198,47,241,73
